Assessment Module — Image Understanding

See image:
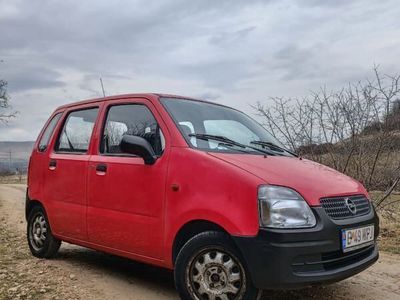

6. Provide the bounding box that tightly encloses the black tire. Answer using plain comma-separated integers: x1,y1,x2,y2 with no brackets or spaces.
27,205,61,258
174,231,262,300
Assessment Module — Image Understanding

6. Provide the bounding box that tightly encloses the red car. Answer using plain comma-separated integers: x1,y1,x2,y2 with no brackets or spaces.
27,94,379,299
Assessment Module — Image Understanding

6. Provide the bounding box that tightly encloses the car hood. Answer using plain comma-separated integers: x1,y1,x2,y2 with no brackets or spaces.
208,153,367,206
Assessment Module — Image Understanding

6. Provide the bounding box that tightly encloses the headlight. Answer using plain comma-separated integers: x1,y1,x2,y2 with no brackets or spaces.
258,185,316,228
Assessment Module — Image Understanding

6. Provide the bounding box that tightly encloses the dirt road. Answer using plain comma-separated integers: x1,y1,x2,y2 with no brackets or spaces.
0,184,399,300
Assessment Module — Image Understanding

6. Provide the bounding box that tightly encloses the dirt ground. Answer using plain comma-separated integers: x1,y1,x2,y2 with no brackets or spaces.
0,184,399,300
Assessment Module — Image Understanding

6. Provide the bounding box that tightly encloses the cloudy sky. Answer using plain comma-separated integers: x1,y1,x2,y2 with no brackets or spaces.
0,0,399,141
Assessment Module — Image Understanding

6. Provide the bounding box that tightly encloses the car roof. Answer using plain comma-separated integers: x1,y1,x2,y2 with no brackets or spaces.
55,93,229,111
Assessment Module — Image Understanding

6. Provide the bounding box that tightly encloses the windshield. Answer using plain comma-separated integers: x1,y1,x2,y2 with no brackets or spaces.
161,97,293,156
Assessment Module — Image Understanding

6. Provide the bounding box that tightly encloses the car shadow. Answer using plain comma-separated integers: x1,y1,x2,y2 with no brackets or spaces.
54,244,346,300
55,244,177,296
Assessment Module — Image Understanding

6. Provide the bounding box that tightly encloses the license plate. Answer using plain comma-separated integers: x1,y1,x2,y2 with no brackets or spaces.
342,225,374,253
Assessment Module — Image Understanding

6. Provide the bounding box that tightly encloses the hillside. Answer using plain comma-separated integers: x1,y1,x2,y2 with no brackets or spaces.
0,141,34,173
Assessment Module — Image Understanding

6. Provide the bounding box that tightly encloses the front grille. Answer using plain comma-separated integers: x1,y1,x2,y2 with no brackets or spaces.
320,195,371,220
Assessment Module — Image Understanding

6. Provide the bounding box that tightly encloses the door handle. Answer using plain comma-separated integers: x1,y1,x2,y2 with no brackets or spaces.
95,163,107,173
49,159,57,170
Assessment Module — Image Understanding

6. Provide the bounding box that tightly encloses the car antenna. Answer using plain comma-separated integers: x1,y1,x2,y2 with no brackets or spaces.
100,77,106,97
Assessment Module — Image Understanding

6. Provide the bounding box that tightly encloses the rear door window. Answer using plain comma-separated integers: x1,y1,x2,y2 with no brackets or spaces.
55,108,99,153
38,113,62,152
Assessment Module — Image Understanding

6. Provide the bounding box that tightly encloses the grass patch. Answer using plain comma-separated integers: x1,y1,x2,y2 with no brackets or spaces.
0,175,27,184
370,191,400,254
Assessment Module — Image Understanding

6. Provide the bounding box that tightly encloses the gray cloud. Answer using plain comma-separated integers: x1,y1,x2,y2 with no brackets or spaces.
195,92,221,101
209,26,257,46
5,66,65,92
0,0,400,141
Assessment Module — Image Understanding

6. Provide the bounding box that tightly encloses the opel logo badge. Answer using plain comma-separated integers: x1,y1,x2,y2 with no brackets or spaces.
345,197,357,215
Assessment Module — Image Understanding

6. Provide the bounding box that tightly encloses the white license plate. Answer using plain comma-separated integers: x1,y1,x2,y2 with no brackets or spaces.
342,225,374,253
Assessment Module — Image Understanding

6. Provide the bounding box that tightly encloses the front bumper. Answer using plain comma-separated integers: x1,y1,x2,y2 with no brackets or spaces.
233,206,379,290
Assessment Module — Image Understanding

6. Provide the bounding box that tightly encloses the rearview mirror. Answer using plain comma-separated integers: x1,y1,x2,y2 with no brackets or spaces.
120,135,157,165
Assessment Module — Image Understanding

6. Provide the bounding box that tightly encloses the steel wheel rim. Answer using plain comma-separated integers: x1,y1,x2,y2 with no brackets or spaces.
186,247,246,300
29,214,47,251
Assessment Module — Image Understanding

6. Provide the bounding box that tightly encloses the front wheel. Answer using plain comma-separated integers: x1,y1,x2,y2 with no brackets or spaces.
174,231,261,300
27,206,61,258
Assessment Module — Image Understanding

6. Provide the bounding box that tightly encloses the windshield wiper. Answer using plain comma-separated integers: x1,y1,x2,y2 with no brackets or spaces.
250,140,298,157
189,133,275,155
217,143,256,154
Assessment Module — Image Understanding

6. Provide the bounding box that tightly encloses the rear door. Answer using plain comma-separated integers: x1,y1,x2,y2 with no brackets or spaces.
87,98,169,260
43,106,100,241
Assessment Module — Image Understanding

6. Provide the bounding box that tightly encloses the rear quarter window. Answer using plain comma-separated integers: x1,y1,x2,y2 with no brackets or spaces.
38,113,62,152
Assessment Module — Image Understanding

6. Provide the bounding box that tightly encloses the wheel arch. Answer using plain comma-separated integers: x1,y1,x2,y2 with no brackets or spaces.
25,194,45,221
171,219,230,265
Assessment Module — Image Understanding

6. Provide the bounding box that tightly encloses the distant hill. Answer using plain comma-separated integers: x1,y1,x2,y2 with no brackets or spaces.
0,141,34,159
0,141,35,173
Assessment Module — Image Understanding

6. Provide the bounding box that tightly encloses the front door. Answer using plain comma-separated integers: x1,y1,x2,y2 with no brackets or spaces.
44,106,99,241
87,99,168,260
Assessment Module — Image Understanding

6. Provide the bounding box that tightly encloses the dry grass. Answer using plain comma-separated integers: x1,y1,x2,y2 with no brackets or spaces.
0,175,27,184
305,150,400,191
370,191,400,254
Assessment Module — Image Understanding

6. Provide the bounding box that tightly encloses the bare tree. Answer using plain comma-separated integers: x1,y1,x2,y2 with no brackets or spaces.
253,67,400,205
0,79,17,123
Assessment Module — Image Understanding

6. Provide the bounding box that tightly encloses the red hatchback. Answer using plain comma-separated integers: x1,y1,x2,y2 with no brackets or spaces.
27,94,379,299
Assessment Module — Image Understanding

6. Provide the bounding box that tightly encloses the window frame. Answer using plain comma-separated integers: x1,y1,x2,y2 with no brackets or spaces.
99,102,166,158
54,106,100,155
38,112,63,152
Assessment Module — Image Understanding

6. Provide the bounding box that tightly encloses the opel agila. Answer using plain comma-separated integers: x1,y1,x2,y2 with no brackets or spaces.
27,94,379,300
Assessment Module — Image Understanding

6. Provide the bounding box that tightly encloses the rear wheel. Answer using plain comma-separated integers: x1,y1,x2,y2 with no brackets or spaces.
174,231,261,300
27,206,61,258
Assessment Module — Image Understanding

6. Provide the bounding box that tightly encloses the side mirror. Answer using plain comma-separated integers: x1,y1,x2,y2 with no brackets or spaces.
120,135,157,165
